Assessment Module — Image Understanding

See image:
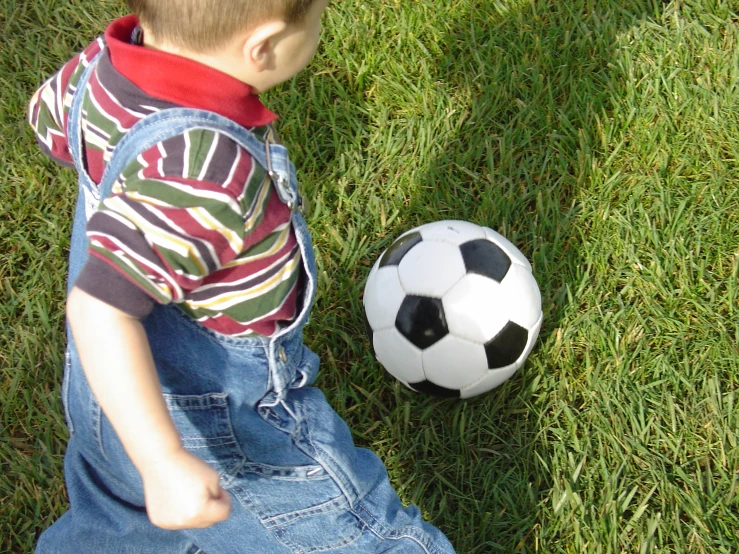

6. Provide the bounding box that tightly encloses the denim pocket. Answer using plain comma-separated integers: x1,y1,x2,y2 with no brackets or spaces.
167,392,364,551
163,393,244,474
230,462,364,553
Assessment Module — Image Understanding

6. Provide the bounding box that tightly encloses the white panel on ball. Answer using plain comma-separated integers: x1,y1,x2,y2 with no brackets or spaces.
460,364,520,399
363,266,406,331
501,264,542,329
398,241,466,297
443,274,509,343
417,220,486,245
482,227,532,271
422,335,489,390
373,329,425,383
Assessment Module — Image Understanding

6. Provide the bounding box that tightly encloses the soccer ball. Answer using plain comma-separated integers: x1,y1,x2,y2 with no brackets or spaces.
363,220,543,399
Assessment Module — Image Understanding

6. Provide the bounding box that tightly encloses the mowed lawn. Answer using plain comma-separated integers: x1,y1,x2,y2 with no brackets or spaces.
2,0,738,552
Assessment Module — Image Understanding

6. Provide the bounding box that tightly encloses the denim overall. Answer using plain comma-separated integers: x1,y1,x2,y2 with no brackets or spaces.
35,51,455,554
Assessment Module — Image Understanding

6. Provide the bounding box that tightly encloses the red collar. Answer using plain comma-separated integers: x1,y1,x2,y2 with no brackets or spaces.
105,15,278,128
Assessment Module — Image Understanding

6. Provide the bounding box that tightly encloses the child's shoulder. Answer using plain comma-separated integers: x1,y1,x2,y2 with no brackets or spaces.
28,36,106,167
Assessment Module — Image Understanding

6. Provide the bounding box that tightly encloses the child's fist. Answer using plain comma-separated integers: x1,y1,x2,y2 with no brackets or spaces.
141,448,232,530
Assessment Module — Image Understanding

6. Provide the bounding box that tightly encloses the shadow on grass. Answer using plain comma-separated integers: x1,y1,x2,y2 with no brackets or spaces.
403,2,671,552
285,1,671,552
2,0,682,552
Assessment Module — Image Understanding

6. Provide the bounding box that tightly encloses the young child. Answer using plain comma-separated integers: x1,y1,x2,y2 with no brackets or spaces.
29,0,456,552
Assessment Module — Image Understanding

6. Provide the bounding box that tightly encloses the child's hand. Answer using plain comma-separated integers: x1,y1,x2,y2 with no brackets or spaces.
66,289,231,529
141,448,232,530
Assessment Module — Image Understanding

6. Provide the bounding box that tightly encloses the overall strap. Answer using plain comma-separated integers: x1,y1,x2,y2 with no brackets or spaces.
67,50,105,179
98,109,303,211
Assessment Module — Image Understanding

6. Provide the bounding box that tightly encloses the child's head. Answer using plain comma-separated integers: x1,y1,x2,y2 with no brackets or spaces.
128,0,329,91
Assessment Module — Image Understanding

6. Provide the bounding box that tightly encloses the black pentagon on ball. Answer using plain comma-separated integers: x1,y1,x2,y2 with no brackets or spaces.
379,232,422,267
484,321,528,368
408,380,461,398
395,295,448,349
460,239,511,282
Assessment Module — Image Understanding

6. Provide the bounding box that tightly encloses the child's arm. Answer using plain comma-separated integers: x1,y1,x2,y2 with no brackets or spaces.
66,286,232,529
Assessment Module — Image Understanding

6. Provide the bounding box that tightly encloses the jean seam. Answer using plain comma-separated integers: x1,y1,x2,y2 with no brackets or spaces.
352,501,438,554
62,349,75,436
268,499,365,554
228,482,361,553
90,397,107,461
262,495,351,528
298,410,359,508
275,525,364,554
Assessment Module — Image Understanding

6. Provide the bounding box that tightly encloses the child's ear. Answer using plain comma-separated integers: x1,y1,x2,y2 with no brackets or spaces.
242,20,288,71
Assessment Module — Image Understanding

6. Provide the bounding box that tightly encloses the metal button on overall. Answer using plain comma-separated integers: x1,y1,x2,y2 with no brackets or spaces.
278,346,288,363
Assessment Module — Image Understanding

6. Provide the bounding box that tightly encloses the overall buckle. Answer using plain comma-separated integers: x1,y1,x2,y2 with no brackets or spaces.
265,143,307,214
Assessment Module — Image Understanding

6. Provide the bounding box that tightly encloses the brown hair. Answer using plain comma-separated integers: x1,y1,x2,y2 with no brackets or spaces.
127,0,316,52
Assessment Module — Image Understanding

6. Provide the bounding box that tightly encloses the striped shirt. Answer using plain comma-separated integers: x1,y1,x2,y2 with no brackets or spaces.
28,15,301,336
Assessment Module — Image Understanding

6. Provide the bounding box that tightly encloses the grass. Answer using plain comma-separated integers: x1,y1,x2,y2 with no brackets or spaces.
1,0,738,552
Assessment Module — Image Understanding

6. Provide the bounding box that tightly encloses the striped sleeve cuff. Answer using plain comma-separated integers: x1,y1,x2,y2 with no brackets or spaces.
74,255,156,319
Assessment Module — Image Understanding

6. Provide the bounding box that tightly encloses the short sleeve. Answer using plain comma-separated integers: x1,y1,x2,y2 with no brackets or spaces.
28,38,105,167
74,128,265,314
